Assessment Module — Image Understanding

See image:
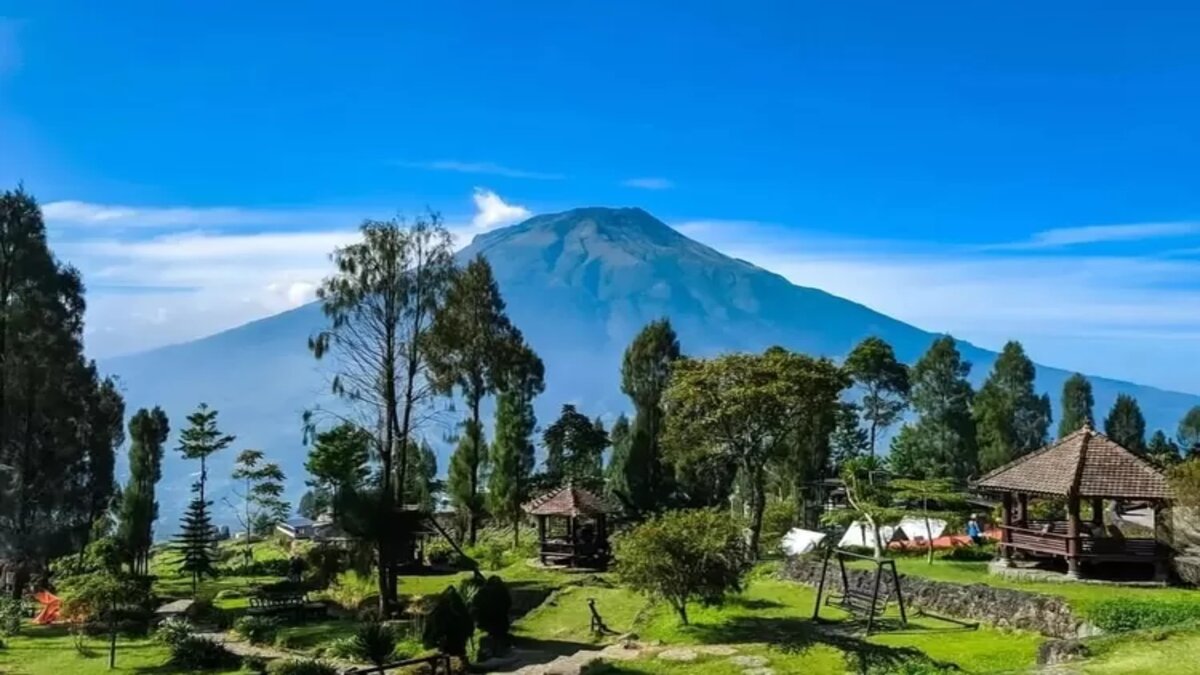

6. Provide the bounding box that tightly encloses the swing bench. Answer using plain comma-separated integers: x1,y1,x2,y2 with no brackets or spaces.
811,547,907,635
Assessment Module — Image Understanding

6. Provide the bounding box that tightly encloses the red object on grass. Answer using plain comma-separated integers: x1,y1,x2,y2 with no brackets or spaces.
32,590,60,625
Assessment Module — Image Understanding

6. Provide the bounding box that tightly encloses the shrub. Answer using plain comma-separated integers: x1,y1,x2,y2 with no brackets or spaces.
169,635,241,670
468,539,509,571
0,597,23,636
325,636,361,661
614,508,751,625
351,621,397,666
244,654,270,674
421,586,474,657
266,658,339,675
760,498,799,555
154,617,194,646
321,570,377,611
470,576,512,638
234,615,281,645
425,538,463,567
937,544,995,562
1083,598,1200,632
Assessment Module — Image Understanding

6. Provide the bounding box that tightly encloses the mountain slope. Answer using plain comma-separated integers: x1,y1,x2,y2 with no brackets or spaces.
103,207,1200,529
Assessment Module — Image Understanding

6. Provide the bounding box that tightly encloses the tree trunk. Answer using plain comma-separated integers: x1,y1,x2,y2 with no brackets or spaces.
924,500,934,565
675,601,689,626
468,396,482,546
748,463,766,559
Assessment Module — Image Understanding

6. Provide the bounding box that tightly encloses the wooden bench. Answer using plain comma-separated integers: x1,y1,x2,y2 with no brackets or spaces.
247,591,325,620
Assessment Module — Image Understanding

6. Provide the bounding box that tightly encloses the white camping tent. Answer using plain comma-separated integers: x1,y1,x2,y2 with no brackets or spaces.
896,516,948,544
837,520,896,549
781,528,827,556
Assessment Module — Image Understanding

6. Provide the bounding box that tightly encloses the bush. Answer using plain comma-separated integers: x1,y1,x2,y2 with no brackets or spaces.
266,658,339,675
154,617,194,646
425,538,463,567
469,540,509,571
351,621,397,666
234,615,281,645
471,576,512,638
937,544,996,562
614,508,751,625
760,498,799,555
325,636,362,661
421,586,474,657
0,597,23,636
169,635,241,670
321,570,377,611
1083,598,1200,632
244,654,270,674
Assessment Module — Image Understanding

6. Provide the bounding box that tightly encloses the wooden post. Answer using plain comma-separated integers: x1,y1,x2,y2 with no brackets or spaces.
1091,498,1104,528
537,516,547,565
1066,492,1081,579
1001,492,1014,567
1016,493,1029,528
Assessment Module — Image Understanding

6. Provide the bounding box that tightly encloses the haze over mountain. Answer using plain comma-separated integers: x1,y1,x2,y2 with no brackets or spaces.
102,207,1200,529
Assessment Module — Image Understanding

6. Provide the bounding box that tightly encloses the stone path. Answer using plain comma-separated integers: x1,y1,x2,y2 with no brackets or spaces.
497,640,775,675
195,630,367,672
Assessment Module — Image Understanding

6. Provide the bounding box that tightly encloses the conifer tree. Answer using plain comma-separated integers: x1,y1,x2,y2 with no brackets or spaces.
612,319,681,515
543,404,609,488
1105,394,1147,453
1058,373,1094,438
1147,430,1182,468
844,336,910,459
428,255,526,545
488,345,544,545
974,341,1051,472
403,439,439,513
889,336,976,482
174,497,218,595
605,414,633,501
117,407,170,575
177,403,235,505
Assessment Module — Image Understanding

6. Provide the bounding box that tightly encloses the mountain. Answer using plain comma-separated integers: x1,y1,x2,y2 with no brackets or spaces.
103,206,1200,529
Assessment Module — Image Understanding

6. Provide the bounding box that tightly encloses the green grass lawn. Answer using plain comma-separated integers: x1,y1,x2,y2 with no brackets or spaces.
514,570,1044,674
0,625,248,675
1082,625,1200,673
848,556,1200,613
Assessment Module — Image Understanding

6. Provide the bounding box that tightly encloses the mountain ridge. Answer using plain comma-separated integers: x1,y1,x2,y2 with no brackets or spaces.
102,206,1200,530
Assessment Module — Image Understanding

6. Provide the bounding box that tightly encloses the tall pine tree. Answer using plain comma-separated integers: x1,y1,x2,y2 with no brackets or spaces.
488,344,544,546
974,341,1051,472
888,336,976,482
117,407,170,575
1058,373,1094,438
173,404,233,594
427,255,525,545
1105,394,1147,453
612,319,681,516
843,336,910,459
543,404,609,488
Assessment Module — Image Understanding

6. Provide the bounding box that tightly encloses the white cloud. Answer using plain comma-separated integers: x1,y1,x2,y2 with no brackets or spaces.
470,188,531,230
996,221,1200,249
57,189,532,357
677,220,1200,392
621,177,674,190
397,159,563,181
42,200,347,230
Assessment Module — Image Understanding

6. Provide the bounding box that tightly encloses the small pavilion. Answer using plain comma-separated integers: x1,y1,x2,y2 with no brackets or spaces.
972,423,1173,580
523,484,614,569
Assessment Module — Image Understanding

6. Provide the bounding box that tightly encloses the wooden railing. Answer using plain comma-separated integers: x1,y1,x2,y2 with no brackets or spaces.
1002,525,1070,556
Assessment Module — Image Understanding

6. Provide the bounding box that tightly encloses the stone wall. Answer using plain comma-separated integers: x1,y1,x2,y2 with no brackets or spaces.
782,556,1097,639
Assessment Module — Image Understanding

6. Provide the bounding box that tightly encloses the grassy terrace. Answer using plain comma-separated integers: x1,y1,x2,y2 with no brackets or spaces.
5,541,1200,674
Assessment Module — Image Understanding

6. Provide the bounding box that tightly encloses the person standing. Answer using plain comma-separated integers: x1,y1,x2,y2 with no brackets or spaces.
967,514,983,545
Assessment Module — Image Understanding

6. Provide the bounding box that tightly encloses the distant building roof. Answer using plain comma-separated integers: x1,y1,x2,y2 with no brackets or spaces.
523,484,614,517
972,424,1170,501
284,516,314,528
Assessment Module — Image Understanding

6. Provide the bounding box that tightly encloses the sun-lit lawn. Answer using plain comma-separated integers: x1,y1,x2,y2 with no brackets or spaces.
1082,624,1200,673
515,567,1043,674
0,625,247,675
847,556,1200,613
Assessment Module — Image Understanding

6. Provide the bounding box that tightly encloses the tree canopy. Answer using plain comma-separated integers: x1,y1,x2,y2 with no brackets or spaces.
974,341,1051,472
844,336,910,459
1058,373,1094,438
888,336,976,482
1104,393,1147,454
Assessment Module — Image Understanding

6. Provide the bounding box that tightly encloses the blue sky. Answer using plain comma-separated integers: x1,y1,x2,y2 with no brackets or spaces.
3,2,1200,392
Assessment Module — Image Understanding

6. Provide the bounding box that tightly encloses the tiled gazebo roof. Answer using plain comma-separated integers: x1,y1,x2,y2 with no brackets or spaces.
523,484,614,517
972,424,1170,500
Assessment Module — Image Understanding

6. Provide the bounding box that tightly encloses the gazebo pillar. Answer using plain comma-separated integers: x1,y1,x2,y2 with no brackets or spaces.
1091,498,1104,528
1066,492,1082,579
1001,492,1014,567
1016,493,1029,528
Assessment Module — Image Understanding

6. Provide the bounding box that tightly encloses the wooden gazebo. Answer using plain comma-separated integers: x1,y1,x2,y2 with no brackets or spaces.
972,423,1172,580
523,484,614,569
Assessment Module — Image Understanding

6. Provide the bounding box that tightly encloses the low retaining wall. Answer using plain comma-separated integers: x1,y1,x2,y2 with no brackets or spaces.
782,556,1098,639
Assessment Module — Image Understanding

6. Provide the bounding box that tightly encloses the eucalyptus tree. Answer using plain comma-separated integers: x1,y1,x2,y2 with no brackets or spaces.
308,212,455,611
844,336,910,459
974,341,1050,472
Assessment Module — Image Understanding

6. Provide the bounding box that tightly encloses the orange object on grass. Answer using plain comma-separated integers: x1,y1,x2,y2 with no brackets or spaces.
32,590,60,625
